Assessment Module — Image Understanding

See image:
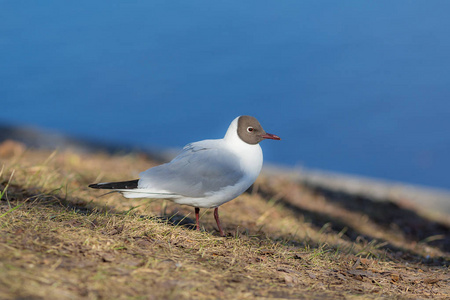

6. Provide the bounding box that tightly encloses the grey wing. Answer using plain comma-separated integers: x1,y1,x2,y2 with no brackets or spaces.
138,141,244,197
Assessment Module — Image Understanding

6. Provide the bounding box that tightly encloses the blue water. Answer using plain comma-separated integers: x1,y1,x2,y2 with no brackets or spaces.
1,1,450,190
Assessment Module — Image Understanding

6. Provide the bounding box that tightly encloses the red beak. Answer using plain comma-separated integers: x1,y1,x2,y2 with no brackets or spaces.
261,133,281,140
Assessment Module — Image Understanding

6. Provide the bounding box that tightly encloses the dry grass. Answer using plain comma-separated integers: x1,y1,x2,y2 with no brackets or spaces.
0,143,449,299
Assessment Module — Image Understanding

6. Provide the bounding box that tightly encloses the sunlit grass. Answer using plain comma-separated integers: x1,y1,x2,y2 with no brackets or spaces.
0,147,448,299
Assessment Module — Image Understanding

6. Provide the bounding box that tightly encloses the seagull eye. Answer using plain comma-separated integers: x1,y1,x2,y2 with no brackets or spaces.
247,127,254,133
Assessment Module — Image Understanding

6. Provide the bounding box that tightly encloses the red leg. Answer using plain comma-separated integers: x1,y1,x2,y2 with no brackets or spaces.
195,207,200,231
214,207,225,237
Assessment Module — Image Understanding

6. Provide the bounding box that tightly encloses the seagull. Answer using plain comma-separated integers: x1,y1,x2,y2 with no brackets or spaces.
89,115,280,236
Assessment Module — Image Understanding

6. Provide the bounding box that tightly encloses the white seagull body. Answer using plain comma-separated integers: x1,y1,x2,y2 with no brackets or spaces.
89,116,280,236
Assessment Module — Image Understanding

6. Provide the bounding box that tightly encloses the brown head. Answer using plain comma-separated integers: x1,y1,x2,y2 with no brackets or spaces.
236,115,281,145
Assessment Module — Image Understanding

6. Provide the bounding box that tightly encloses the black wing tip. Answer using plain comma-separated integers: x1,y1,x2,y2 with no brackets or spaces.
88,180,139,190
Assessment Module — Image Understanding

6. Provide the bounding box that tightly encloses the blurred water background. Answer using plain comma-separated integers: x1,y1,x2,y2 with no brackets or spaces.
1,1,450,190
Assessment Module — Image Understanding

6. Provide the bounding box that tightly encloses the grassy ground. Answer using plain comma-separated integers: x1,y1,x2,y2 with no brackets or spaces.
0,141,449,299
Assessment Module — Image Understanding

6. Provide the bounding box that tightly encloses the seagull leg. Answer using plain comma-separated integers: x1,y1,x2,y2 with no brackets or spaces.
195,207,200,231
214,207,225,237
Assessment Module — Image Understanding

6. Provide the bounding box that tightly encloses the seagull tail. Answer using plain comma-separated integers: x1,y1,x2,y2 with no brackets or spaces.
88,180,179,199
